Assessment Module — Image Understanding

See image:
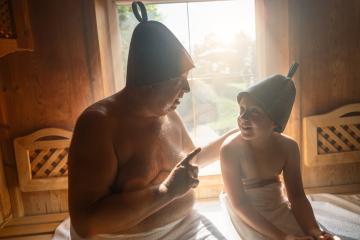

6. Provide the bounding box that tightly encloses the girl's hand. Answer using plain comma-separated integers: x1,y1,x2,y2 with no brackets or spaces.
315,232,341,240
309,228,341,240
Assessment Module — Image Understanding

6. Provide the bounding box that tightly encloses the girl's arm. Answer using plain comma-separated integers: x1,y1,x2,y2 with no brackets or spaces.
283,140,337,239
220,142,289,240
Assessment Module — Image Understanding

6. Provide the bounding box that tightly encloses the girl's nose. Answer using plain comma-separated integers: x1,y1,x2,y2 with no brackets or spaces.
239,109,251,120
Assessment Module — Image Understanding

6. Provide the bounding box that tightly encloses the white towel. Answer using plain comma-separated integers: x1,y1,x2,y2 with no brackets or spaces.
52,210,226,240
220,183,304,240
307,193,360,240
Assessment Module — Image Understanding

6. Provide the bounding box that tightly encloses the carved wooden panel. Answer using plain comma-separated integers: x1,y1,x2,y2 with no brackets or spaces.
29,148,68,179
14,129,72,192
303,104,360,167
317,124,360,154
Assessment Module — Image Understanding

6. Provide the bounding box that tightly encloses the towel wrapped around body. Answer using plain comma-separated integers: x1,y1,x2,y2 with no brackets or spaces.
53,210,226,240
220,181,305,240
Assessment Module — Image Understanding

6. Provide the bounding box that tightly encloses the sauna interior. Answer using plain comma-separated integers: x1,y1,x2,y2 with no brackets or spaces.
0,0,359,239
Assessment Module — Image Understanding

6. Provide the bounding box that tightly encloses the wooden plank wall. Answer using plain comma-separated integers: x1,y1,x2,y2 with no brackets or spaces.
289,0,360,190
0,0,110,217
258,0,360,192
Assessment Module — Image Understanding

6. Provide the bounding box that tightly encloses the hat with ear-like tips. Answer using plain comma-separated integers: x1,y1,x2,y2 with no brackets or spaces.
126,1,194,86
237,63,299,133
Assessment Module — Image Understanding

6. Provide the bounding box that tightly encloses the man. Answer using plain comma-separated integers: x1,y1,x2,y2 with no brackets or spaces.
68,2,236,239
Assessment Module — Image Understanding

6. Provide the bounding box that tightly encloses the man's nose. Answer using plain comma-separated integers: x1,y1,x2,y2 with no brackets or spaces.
183,79,190,92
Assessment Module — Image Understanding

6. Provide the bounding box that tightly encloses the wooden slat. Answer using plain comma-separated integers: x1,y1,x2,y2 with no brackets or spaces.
305,183,360,194
317,146,326,154
321,128,351,151
317,134,338,153
337,126,360,149
30,150,48,170
0,234,53,240
0,39,18,58
34,149,62,178
6,213,68,226
348,125,360,138
0,223,59,238
28,141,70,151
48,155,68,177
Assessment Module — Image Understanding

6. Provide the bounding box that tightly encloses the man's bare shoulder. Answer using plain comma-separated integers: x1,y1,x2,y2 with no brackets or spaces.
74,95,121,132
75,106,111,134
71,101,122,156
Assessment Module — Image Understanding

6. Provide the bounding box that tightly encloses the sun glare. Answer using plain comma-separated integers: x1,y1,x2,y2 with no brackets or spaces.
157,0,256,47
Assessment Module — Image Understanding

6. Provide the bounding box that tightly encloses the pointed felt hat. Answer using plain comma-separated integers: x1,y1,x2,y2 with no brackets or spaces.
237,63,299,133
126,1,194,86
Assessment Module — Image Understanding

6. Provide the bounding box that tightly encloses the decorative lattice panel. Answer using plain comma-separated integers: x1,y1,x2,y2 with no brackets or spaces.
317,124,360,154
303,104,360,167
14,128,72,192
0,0,16,39
29,148,69,178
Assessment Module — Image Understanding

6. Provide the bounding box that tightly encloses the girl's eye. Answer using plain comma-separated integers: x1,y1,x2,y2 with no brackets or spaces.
250,109,260,115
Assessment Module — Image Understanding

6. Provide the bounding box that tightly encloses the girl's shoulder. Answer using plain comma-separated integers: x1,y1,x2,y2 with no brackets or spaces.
276,133,298,146
220,132,247,159
222,132,245,148
275,133,300,156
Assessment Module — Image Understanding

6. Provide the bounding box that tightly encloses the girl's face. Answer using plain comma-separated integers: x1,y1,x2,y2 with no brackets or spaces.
237,94,276,140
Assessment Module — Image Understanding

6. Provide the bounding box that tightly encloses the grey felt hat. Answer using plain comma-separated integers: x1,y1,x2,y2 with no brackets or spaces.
237,63,299,133
126,1,194,86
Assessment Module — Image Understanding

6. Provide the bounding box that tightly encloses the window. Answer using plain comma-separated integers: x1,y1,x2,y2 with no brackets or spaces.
117,0,257,176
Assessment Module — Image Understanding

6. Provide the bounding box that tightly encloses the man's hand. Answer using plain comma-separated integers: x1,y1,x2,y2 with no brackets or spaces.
160,148,201,199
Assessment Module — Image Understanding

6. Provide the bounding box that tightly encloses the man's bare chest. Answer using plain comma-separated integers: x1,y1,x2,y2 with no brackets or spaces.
111,122,186,191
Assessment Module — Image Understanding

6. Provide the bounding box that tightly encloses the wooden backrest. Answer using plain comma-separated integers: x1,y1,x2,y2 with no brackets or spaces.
14,128,72,192
303,104,360,167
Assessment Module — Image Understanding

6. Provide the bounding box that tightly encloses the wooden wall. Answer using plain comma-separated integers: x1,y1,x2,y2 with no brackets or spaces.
290,0,360,190
261,0,360,191
0,0,112,218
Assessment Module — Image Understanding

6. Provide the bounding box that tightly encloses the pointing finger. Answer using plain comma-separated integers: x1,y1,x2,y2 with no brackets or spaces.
178,147,201,166
191,178,199,188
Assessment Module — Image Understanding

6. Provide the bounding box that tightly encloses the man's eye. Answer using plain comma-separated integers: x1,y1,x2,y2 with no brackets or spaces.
239,107,248,118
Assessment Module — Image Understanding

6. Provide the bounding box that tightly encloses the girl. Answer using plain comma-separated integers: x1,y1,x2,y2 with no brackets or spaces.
220,65,339,240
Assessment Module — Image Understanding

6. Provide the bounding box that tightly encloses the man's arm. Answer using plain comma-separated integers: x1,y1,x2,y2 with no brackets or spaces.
194,128,239,167
69,111,198,238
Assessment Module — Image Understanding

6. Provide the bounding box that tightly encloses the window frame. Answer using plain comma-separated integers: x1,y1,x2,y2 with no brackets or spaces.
114,0,258,199
97,0,292,199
